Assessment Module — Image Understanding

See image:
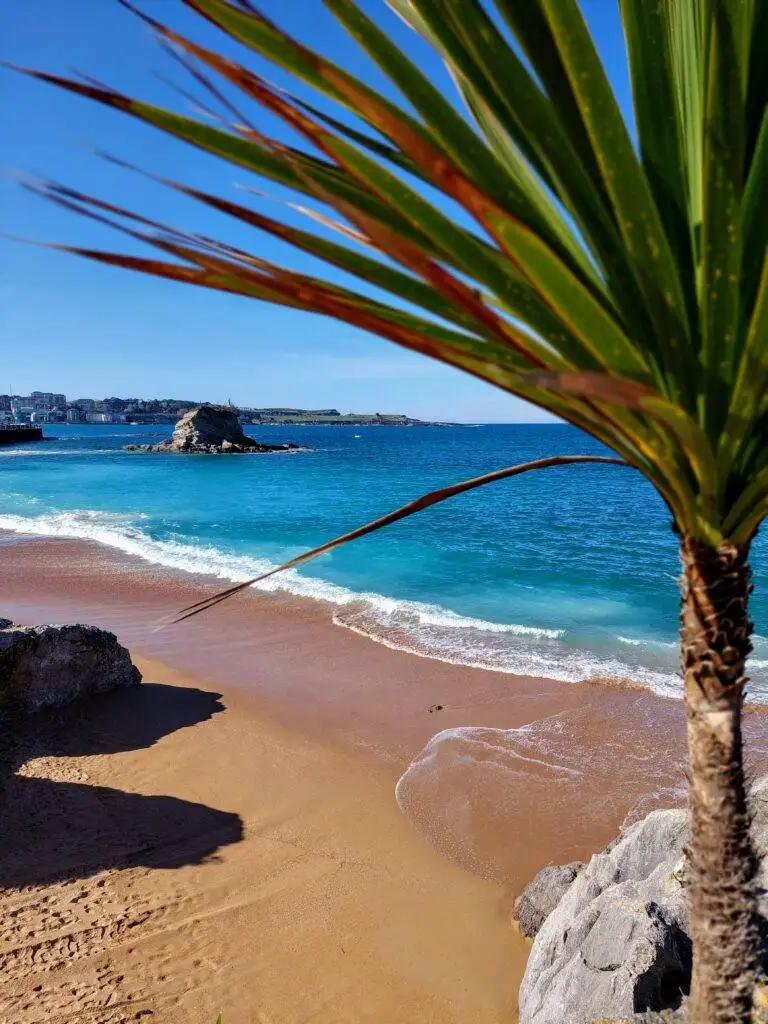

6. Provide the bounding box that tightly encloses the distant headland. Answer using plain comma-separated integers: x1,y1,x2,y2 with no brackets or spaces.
0,392,447,427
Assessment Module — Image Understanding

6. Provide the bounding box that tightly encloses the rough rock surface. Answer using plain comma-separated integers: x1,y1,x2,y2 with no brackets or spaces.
124,404,300,454
518,783,768,1024
514,861,584,939
0,622,142,717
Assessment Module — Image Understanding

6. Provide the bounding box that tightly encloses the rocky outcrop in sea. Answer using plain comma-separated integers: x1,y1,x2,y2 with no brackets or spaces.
516,784,768,1023
0,620,142,717
125,404,302,454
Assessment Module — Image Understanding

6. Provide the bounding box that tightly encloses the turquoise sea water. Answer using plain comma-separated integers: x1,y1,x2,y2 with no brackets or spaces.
1,422,767,700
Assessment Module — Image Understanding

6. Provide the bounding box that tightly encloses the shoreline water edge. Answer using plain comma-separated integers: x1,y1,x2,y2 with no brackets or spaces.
4,423,767,704
3,501,766,701
0,503,683,697
4,530,768,882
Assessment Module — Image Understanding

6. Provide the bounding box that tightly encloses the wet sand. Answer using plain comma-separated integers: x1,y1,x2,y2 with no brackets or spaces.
2,534,768,1022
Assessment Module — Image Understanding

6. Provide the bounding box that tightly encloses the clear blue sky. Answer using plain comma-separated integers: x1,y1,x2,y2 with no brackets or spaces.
1,0,630,420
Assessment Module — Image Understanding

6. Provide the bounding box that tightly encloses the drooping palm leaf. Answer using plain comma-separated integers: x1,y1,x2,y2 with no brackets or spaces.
162,455,629,625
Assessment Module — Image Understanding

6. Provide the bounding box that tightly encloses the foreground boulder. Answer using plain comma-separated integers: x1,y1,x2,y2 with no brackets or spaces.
514,861,584,939
125,404,301,454
0,622,142,717
517,782,768,1023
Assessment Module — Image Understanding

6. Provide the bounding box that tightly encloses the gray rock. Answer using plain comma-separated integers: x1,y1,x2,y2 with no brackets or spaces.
519,786,768,1024
520,808,691,1023
515,861,584,938
0,618,13,630
0,624,142,717
171,404,256,449
125,405,301,454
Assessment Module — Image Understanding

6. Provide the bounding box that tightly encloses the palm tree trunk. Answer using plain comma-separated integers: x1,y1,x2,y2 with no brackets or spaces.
681,537,759,1023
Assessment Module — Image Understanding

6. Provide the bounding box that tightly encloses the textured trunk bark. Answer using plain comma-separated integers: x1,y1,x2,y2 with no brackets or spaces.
681,537,759,1024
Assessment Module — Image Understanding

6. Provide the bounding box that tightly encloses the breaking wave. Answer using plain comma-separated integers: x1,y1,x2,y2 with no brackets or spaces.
1,506,757,701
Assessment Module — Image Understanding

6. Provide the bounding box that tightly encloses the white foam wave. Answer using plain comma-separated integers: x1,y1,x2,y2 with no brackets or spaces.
336,607,683,696
335,598,563,638
4,506,763,702
617,635,677,649
0,508,564,635
394,709,690,881
0,508,299,589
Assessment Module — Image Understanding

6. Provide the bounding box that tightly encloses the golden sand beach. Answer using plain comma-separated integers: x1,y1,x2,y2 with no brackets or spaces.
3,535,767,1023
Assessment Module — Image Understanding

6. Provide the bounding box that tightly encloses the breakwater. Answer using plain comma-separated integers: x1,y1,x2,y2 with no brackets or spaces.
0,426,44,446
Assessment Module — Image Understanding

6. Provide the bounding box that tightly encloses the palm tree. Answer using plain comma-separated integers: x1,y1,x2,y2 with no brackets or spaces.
10,1,767,1020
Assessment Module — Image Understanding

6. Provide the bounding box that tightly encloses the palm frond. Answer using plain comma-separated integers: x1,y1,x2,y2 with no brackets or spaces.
8,0,767,545
161,455,629,625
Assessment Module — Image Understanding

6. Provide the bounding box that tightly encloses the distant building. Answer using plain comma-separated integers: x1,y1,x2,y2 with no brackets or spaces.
10,401,34,423
5,393,67,420
30,391,66,409
66,407,86,423
85,412,126,424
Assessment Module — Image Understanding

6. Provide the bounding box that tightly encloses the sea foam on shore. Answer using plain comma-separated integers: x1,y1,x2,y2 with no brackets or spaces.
2,421,767,703
0,507,694,699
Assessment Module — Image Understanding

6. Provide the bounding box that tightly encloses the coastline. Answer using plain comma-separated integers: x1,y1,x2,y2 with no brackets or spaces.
3,533,768,1021
0,499,691,700
1,533,707,879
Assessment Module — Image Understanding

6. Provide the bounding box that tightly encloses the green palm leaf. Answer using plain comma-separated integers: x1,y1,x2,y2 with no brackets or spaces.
11,0,766,545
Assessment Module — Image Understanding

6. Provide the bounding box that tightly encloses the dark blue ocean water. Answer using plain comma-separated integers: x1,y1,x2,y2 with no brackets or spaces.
1,422,766,699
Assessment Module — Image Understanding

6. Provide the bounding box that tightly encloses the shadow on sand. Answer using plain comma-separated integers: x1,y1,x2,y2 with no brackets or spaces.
0,683,244,888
